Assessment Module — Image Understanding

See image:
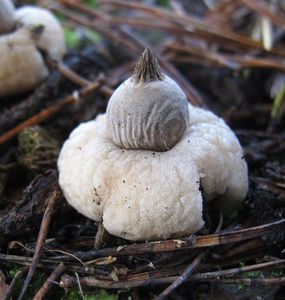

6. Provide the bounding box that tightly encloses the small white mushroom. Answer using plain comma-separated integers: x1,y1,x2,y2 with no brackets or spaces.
0,1,66,98
58,49,248,241
15,6,66,60
0,0,15,34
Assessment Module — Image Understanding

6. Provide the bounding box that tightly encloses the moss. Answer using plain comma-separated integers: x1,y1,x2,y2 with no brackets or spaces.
157,0,171,7
86,0,98,9
63,289,118,300
7,265,22,280
85,290,118,300
17,126,60,173
6,267,47,300
64,28,82,49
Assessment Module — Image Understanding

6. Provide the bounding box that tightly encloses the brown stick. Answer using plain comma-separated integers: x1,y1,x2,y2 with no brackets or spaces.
0,253,64,266
156,251,208,299
200,277,285,285
44,55,91,87
221,239,264,258
33,263,66,300
55,4,204,106
169,51,285,72
54,6,140,56
3,253,284,288
158,56,205,107
50,219,285,262
59,259,285,289
3,267,29,300
205,0,241,26
55,60,91,87
17,187,61,300
60,274,172,289
60,271,285,290
0,253,104,276
0,77,105,145
156,212,223,299
126,259,285,282
240,0,285,27
97,0,284,53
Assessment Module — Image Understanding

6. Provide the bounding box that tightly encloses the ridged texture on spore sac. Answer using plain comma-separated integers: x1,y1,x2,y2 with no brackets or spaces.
107,48,189,151
107,76,189,151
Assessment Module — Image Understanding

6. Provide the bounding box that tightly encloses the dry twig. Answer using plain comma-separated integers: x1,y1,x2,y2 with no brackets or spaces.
59,259,285,289
33,263,66,300
156,251,208,300
240,0,285,27
3,267,28,300
0,76,105,145
56,2,205,106
18,187,61,300
50,219,285,262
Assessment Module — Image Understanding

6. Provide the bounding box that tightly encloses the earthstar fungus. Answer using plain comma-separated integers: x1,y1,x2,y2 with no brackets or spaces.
58,49,248,241
0,0,66,98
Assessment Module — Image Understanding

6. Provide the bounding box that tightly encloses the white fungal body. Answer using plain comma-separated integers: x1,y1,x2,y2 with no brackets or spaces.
15,7,66,60
58,104,248,241
0,3,66,98
0,28,49,98
58,49,248,241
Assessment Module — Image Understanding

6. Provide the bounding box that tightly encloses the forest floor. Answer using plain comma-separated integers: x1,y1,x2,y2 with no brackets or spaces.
0,0,285,299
